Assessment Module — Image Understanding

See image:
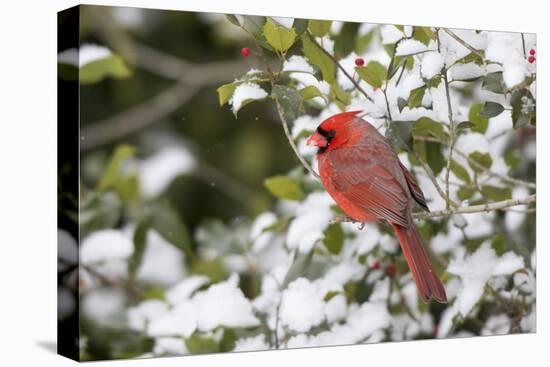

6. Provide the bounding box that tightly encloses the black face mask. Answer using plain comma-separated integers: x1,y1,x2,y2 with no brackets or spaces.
316,126,336,154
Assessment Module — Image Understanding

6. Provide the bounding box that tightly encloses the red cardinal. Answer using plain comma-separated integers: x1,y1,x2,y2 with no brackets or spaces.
307,111,447,303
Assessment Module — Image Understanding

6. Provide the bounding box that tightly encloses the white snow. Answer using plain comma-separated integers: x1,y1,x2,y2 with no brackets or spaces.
230,83,268,113
78,44,112,67
148,302,197,338
324,294,347,323
395,39,428,56
135,229,186,286
287,302,391,347
286,191,335,253
58,44,112,67
447,243,524,317
165,276,209,305
283,55,315,74
450,63,486,81
139,146,196,197
82,288,126,327
149,274,258,337
192,274,259,331
421,52,444,80
153,337,188,355
380,25,403,44
271,16,294,30
233,335,269,352
81,229,134,264
127,300,169,331
280,278,326,332
249,212,278,252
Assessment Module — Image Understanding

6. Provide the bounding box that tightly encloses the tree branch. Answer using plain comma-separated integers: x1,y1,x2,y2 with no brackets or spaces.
274,99,320,179
437,29,457,210
413,135,536,190
80,59,249,151
305,32,375,104
441,28,485,61
81,264,145,298
331,194,535,223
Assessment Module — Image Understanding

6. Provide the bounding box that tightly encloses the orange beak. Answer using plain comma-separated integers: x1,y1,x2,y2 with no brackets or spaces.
306,132,327,148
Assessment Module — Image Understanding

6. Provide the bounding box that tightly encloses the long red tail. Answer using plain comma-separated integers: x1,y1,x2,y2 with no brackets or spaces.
392,224,447,303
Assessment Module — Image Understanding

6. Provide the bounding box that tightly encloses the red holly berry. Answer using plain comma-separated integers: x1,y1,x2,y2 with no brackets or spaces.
386,263,397,277
528,56,536,64
241,47,250,57
529,48,536,56
371,261,381,270
355,57,365,66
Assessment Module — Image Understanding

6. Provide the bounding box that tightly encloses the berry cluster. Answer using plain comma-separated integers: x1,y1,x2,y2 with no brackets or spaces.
528,48,536,64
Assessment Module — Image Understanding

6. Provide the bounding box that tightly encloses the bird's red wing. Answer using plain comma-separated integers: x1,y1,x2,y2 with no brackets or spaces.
327,149,411,227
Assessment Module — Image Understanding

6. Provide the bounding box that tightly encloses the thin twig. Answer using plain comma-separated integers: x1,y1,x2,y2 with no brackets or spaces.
274,99,320,179
82,264,145,298
520,34,527,59
331,194,535,223
250,34,320,179
413,136,536,190
305,32,374,103
437,29,457,210
80,59,249,151
441,28,485,61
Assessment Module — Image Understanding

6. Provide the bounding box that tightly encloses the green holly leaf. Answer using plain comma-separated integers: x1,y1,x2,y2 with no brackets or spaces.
468,103,489,133
264,175,303,201
263,18,297,53
79,54,131,84
413,26,436,45
355,61,387,89
450,160,471,183
479,101,505,118
481,185,512,201
308,19,332,37
482,72,505,94
324,223,345,254
302,34,336,84
468,151,493,173
217,81,241,106
407,85,427,108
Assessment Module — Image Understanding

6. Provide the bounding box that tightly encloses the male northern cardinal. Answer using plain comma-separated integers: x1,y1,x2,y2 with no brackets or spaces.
307,111,447,303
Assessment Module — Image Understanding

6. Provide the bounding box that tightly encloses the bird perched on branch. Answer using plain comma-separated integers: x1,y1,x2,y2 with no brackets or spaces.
307,110,447,303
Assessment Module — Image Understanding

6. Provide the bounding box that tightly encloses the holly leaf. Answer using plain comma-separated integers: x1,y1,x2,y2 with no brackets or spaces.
413,117,445,141
481,185,512,201
468,151,493,173
264,175,303,201
413,26,436,45
308,19,332,37
386,121,415,150
482,72,505,94
407,85,427,108
272,84,302,120
79,54,131,84
355,61,387,89
479,101,504,118
450,160,471,183
217,81,241,106
263,18,297,53
302,34,336,83
468,103,489,133
324,223,344,254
